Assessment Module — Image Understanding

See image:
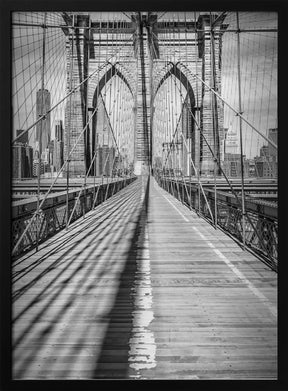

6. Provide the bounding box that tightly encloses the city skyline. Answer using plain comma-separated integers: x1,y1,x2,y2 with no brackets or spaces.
12,11,277,162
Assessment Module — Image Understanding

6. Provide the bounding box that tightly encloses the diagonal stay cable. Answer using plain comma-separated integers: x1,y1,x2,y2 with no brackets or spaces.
12,91,110,256
150,27,277,150
170,65,269,250
67,86,126,228
151,53,215,221
180,63,277,150
12,30,135,144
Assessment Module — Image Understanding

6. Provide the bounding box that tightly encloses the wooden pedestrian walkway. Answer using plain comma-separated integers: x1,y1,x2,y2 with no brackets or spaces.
12,176,277,380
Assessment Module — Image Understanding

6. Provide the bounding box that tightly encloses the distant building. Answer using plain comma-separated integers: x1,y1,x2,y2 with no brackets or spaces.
48,140,54,164
259,128,277,160
181,140,189,176
182,95,193,139
247,159,256,177
254,156,277,178
52,120,64,172
260,145,269,158
220,128,228,163
16,129,28,144
32,159,45,177
223,153,248,177
96,145,116,176
13,144,25,178
254,128,277,177
41,148,50,165
12,143,33,178
268,128,277,162
55,120,64,142
113,154,121,175
53,139,64,172
268,127,277,145
162,142,173,173
170,142,182,176
181,95,199,175
36,89,51,153
224,127,238,155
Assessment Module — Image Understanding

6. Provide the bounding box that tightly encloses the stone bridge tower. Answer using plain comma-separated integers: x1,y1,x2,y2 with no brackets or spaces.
64,12,227,176
150,13,227,175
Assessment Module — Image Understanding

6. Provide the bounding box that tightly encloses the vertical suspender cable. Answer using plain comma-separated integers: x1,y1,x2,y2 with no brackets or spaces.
172,12,181,200
187,12,192,210
177,12,184,202
236,12,246,248
210,12,218,228
66,14,74,230
169,16,176,194
164,20,170,191
149,16,154,173
36,12,47,251
93,14,101,195
165,20,172,193
83,16,91,218
194,11,201,215
102,17,109,186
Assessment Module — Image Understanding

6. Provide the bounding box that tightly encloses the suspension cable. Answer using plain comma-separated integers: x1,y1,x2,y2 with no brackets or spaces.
12,77,119,255
12,28,136,144
150,23,214,221
35,12,47,251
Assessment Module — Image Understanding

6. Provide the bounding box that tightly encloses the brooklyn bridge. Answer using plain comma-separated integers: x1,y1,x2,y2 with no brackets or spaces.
10,11,277,380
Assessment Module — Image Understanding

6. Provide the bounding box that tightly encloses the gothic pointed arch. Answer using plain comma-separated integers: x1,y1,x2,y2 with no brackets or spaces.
155,63,196,138
154,63,197,172
90,63,134,168
155,62,195,108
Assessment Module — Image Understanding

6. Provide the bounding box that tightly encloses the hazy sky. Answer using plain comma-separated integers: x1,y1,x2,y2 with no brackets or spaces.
221,12,277,158
12,11,277,160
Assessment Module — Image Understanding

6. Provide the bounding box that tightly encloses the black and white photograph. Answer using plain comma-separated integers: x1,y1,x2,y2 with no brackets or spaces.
2,2,284,386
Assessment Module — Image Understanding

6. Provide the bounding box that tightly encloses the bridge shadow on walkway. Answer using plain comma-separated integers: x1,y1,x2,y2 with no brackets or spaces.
93,176,150,378
12,175,277,380
12,176,149,379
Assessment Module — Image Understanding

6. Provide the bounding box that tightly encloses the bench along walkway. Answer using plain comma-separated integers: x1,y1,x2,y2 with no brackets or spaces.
12,176,277,380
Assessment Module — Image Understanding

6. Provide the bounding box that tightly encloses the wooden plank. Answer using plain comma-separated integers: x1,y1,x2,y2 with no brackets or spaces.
12,176,277,380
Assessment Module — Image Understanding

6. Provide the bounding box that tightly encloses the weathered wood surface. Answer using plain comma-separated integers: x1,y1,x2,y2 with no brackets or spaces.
12,176,277,380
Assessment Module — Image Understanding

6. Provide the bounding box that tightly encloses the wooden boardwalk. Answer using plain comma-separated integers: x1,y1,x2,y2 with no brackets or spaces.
12,176,277,380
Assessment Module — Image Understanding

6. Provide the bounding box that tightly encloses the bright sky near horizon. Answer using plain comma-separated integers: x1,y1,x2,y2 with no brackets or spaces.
12,11,277,159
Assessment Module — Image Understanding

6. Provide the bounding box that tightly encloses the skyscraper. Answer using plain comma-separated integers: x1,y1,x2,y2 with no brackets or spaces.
36,89,51,153
253,128,277,178
12,144,26,178
268,128,277,145
268,128,277,162
16,129,28,144
260,145,269,158
225,127,238,155
55,120,63,142
53,120,64,172
96,146,116,176
12,143,33,179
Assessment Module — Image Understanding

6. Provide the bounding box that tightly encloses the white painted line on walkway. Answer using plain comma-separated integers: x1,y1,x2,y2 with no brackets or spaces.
155,177,277,317
192,226,277,318
161,193,189,222
129,179,156,377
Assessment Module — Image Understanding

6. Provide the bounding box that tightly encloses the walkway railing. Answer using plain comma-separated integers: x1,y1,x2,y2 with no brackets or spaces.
12,176,136,259
156,175,277,272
